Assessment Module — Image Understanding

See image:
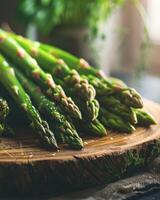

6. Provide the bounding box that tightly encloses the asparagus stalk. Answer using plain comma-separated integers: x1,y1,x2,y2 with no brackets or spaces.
8,34,99,120
56,72,99,120
72,97,99,121
15,65,103,139
6,31,156,130
11,34,96,101
99,95,137,124
0,29,81,120
8,31,143,108
83,74,143,108
83,75,138,124
107,77,127,87
6,31,96,102
15,67,103,140
16,69,103,139
6,30,143,108
87,119,107,137
75,119,107,137
15,68,83,149
39,42,143,108
57,77,99,121
134,109,157,126
82,75,114,96
0,53,58,149
99,108,135,132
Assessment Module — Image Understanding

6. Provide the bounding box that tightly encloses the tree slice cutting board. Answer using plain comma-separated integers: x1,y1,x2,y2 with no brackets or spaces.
0,99,160,196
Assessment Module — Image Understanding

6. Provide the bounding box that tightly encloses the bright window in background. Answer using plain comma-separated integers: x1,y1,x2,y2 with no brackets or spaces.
147,0,160,43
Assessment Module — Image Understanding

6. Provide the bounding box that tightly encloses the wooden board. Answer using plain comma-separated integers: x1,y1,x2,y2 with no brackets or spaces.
0,99,160,196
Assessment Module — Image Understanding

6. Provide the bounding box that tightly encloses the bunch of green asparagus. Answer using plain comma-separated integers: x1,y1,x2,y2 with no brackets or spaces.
0,29,156,150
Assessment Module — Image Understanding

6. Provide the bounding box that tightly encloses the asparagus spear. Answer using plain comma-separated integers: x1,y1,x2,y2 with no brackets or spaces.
57,77,99,121
10,34,96,101
99,95,137,124
69,95,99,121
83,74,137,124
16,65,102,138
134,109,157,126
85,74,141,118
99,107,135,132
8,34,99,120
15,67,103,140
0,29,81,120
7,31,143,108
75,119,107,137
39,42,143,108
40,43,93,75
10,34,98,121
82,74,114,96
15,68,83,149
0,53,58,149
107,77,127,87
14,64,103,139
105,77,144,109
84,74,143,108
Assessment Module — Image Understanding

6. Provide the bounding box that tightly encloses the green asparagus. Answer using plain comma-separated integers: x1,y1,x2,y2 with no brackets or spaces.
75,119,107,137
82,74,114,96
107,77,127,87
84,74,143,108
103,77,143,109
15,67,103,140
0,29,81,119
99,75,157,127
15,68,83,149
134,109,157,126
99,107,135,132
0,29,156,145
56,76,99,120
38,42,143,108
8,34,99,120
99,95,137,124
6,30,143,111
0,53,58,149
83,74,138,123
11,34,96,101
7,31,143,109
69,95,99,121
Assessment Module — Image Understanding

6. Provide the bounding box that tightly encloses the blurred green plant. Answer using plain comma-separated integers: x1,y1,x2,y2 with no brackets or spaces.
132,0,151,75
17,0,124,36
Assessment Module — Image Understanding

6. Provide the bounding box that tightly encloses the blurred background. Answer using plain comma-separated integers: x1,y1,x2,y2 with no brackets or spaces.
0,0,160,102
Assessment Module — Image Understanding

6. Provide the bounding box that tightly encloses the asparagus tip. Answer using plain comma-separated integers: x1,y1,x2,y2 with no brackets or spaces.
70,137,84,150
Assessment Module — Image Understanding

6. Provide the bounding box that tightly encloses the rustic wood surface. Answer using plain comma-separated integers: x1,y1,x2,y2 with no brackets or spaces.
0,99,160,196
52,157,160,200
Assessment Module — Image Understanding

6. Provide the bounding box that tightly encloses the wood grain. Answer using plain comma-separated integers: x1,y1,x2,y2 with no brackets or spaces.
0,99,160,196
